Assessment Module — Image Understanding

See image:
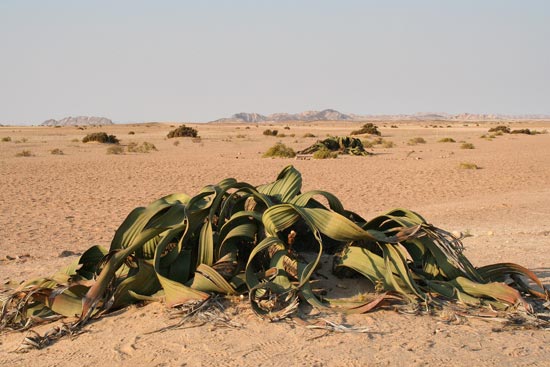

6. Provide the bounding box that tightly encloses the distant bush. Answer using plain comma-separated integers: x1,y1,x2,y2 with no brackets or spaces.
107,146,125,155
407,137,426,145
262,142,296,158
167,125,198,138
1,136,11,142
277,133,287,138
459,162,479,170
510,128,545,135
127,141,157,153
15,150,33,157
460,142,475,149
263,129,278,136
351,123,381,136
488,125,510,134
313,147,338,159
303,133,316,138
236,134,246,138
128,131,135,135
82,132,119,144
71,138,80,143
284,126,290,130
438,137,456,143
50,148,64,155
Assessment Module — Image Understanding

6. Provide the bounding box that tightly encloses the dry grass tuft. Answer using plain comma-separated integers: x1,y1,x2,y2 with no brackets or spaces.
407,137,426,146
313,147,338,159
127,141,157,153
106,146,125,155
263,142,296,158
15,150,34,157
459,162,479,170
438,137,456,143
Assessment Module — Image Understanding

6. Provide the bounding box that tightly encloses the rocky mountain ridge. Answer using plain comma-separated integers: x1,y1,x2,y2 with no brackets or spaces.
41,116,113,126
211,110,550,123
212,109,353,123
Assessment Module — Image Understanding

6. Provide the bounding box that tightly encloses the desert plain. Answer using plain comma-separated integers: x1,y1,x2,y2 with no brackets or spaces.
1,120,550,366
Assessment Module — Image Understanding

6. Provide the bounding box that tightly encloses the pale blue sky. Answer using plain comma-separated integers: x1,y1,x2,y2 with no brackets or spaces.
1,0,549,124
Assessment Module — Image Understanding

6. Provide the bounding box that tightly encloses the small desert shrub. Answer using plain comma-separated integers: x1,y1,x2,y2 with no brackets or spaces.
127,141,157,153
438,137,455,143
262,142,296,158
460,142,475,149
459,162,479,170
83,132,119,144
263,129,278,136
390,125,398,128
362,140,374,148
50,148,64,155
1,136,11,142
284,126,290,130
351,123,381,136
303,133,316,138
277,133,287,138
107,145,125,155
173,140,180,146
510,129,531,135
71,138,80,143
407,137,426,145
488,125,510,134
289,133,295,137
245,126,250,129
313,147,338,159
167,125,198,138
236,134,246,138
15,150,33,157
382,140,396,148
128,131,135,135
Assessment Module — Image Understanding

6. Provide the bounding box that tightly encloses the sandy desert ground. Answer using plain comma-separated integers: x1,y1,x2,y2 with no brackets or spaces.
1,120,550,366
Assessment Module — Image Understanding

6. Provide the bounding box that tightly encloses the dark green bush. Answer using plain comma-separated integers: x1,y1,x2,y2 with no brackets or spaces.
167,125,198,138
488,125,510,134
82,132,119,144
263,129,278,136
351,123,381,136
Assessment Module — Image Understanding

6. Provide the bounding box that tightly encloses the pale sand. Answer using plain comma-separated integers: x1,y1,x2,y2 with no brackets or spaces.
1,121,549,366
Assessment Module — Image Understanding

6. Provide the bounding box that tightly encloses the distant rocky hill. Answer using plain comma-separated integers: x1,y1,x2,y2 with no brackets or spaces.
41,116,113,126
212,109,353,123
212,110,550,123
